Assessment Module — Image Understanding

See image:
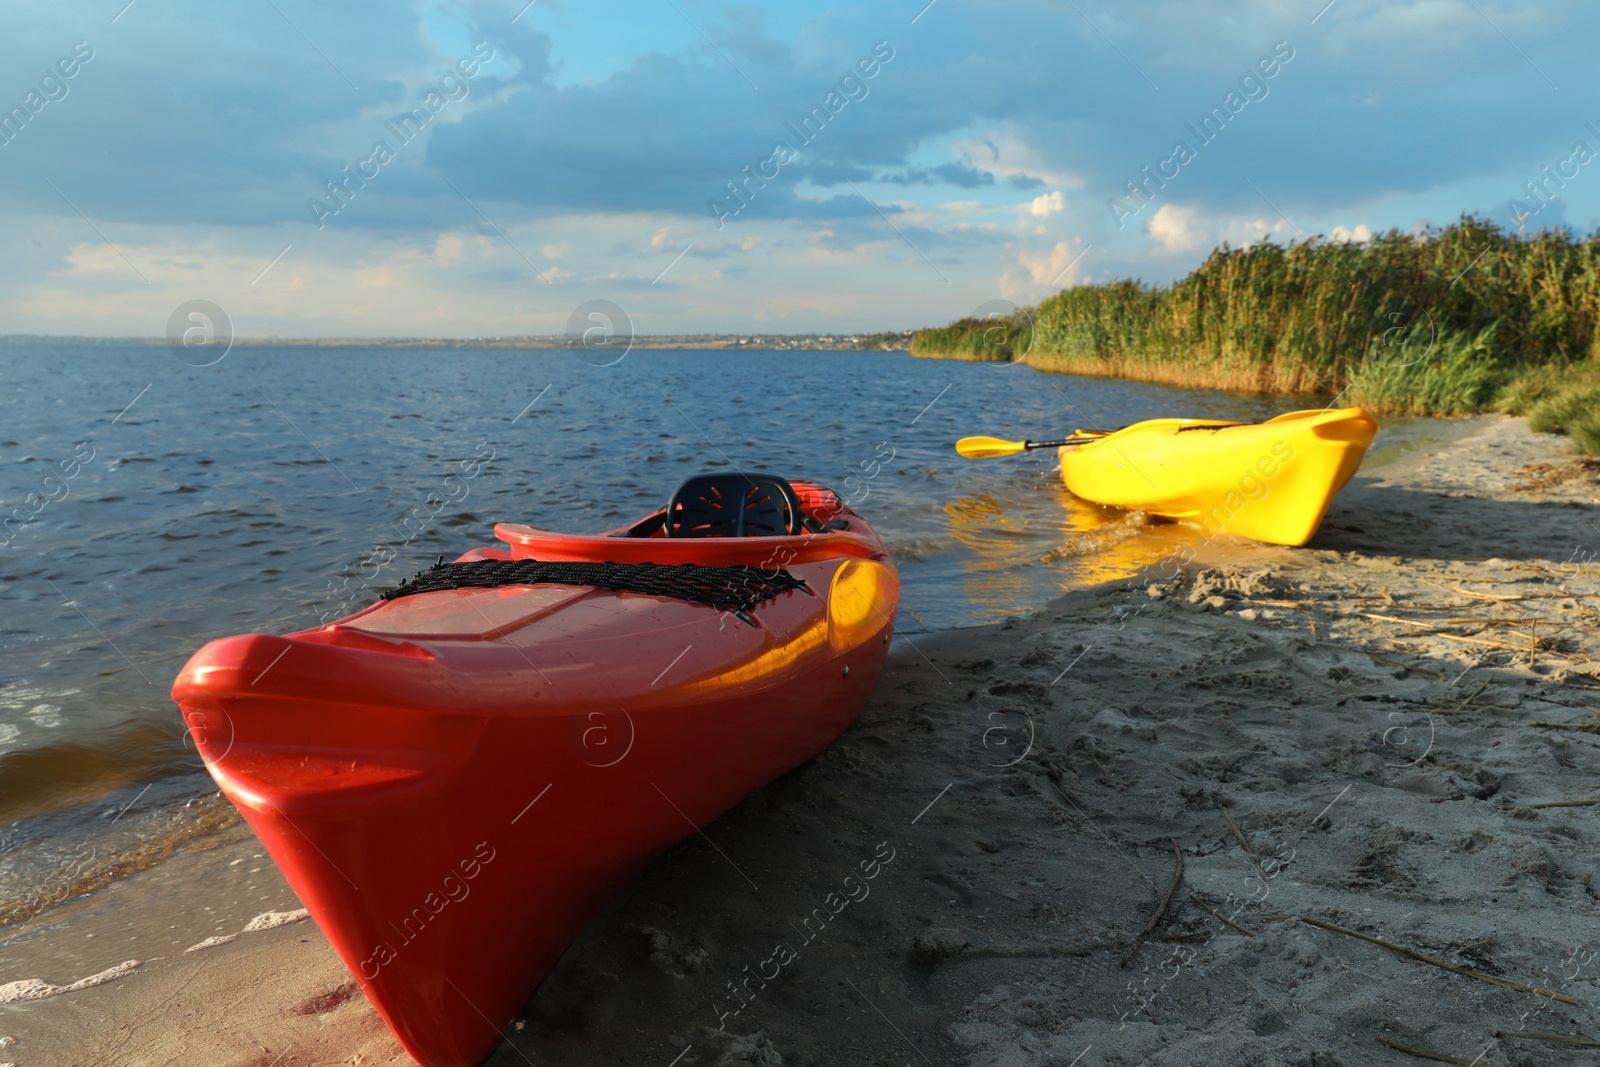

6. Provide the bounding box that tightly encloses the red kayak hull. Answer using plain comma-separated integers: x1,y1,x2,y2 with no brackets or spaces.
172,490,897,1066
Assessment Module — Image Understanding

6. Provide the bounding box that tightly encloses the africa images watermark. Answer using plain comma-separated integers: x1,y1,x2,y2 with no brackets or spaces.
1505,120,1600,231
1108,40,1296,230
708,41,896,229
1,440,95,548
708,840,898,1029
0,40,95,148
309,42,496,228
318,440,496,622
357,840,497,979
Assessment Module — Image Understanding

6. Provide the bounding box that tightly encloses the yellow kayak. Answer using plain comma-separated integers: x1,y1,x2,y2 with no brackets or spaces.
1057,407,1378,546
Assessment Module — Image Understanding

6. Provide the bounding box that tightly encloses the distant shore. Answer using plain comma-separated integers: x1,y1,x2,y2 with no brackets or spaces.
0,334,912,351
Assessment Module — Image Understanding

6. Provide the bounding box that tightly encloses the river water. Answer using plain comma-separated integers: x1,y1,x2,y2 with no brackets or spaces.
0,341,1403,947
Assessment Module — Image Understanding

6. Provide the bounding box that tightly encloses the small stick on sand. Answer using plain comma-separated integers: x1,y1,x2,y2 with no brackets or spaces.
1428,681,1496,717
1513,798,1600,809
1299,917,1576,1004
1357,613,1577,658
1391,630,1578,660
1371,655,1445,679
1359,613,1558,641
1374,1034,1479,1064
1417,576,1523,602
1121,838,1183,969
1493,1030,1600,1048
1358,612,1537,627
1358,612,1435,628
1197,902,1255,938
1220,806,1269,883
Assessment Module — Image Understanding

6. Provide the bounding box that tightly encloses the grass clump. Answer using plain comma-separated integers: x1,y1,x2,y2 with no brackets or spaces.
910,312,1032,362
1347,326,1507,415
1496,363,1600,453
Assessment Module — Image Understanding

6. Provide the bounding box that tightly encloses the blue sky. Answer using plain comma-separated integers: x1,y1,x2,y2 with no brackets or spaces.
1,0,1594,336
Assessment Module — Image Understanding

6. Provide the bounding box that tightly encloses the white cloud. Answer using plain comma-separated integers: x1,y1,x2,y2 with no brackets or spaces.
1143,205,1301,257
650,228,690,251
951,129,1087,190
1029,191,1065,217
1148,204,1201,254
433,233,466,262
1330,224,1373,243
1001,238,1092,301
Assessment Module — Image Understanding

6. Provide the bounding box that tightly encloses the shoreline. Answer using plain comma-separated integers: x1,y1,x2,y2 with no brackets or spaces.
906,346,1600,453
4,415,1598,1065
0,336,913,352
908,342,1353,407
905,342,1439,408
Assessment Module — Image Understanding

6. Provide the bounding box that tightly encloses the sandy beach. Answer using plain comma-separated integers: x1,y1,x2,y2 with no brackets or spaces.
5,414,1598,1067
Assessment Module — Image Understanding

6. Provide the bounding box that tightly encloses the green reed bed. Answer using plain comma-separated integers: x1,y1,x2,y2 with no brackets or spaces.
1497,363,1600,453
912,216,1600,451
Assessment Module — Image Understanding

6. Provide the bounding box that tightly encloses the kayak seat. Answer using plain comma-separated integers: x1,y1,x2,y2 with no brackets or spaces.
666,474,803,537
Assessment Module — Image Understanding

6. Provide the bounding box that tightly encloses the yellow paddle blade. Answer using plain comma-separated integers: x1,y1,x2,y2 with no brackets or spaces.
955,435,1027,459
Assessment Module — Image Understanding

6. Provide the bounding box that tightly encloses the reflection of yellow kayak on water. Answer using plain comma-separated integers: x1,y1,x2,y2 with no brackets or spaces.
941,489,1083,619
941,482,1198,617
1056,407,1378,547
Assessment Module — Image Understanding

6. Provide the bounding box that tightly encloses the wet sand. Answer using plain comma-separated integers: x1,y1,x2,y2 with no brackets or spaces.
5,414,1599,1067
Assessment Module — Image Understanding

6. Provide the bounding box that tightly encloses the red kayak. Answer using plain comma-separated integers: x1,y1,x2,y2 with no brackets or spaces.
172,475,899,1066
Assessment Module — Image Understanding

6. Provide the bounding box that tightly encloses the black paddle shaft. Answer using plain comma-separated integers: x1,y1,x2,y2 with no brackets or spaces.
1029,431,1112,449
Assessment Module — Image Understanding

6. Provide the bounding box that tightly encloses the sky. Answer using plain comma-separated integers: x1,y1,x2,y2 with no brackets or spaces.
1,0,1596,337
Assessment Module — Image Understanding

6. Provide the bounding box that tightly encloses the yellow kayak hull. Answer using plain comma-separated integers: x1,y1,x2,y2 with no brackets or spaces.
1057,407,1378,546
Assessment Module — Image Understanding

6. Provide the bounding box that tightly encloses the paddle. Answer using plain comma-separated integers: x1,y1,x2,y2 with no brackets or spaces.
954,433,1105,459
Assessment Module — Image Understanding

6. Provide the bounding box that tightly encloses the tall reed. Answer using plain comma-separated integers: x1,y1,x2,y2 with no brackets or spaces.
913,216,1600,450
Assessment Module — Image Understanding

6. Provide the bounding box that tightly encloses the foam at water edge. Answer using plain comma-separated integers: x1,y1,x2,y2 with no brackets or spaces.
0,959,140,1003
243,908,309,932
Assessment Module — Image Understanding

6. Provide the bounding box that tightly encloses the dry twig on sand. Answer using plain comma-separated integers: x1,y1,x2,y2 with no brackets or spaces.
1121,838,1183,968
1417,576,1521,601
1493,1030,1600,1048
1357,612,1532,627
1354,611,1576,662
1426,681,1498,717
1299,917,1575,1004
1374,1034,1480,1064
1370,655,1445,679
1220,806,1269,883
1401,629,1574,660
1524,714,1600,733
1196,902,1255,938
1513,798,1600,809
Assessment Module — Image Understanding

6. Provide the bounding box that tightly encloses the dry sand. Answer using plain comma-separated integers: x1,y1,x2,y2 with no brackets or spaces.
6,414,1599,1067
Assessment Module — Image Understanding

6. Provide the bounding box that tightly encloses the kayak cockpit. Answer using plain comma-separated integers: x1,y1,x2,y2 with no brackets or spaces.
493,475,886,567
615,473,852,538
